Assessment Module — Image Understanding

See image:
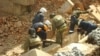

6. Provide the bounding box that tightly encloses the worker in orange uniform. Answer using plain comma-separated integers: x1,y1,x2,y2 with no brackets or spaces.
31,21,51,47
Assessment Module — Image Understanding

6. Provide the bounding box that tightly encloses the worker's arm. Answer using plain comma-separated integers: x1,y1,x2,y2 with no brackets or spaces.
79,10,89,14
44,24,48,32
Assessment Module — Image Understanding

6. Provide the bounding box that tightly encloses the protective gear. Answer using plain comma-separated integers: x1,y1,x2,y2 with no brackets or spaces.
44,20,52,26
44,20,52,31
53,15,66,29
50,13,56,18
28,28,36,38
39,7,47,13
51,15,67,47
29,36,42,48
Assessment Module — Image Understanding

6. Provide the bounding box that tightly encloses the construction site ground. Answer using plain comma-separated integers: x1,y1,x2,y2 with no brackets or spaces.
0,0,100,56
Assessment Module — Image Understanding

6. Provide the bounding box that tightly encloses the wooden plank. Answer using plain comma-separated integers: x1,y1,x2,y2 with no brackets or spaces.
58,0,74,14
89,5,100,22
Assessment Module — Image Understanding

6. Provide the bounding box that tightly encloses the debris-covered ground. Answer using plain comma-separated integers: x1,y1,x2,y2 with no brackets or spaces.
0,0,66,56
0,0,100,56
0,16,30,56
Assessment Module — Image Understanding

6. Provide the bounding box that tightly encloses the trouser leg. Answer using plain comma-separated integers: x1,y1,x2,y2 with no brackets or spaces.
69,16,78,33
56,31,63,47
37,30,47,47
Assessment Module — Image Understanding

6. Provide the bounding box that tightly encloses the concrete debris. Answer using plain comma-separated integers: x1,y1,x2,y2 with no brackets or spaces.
89,5,100,22
54,47,84,56
55,43,99,56
87,27,100,46
22,49,52,56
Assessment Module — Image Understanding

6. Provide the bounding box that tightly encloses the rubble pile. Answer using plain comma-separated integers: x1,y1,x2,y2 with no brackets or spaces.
0,16,30,55
0,0,66,55
55,43,100,56
88,47,100,56
32,0,65,14
0,0,100,56
87,27,100,46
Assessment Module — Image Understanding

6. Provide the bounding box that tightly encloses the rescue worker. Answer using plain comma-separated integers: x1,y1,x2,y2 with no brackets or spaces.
28,28,42,49
22,28,42,52
69,7,90,34
49,13,67,47
77,18,97,35
31,21,50,47
32,7,47,24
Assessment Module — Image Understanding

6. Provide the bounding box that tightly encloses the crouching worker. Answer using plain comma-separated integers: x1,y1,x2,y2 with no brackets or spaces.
69,7,91,34
49,13,67,47
22,28,42,52
28,28,42,49
31,21,51,47
77,19,97,35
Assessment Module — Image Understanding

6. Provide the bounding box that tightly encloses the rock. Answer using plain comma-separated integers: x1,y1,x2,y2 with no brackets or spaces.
56,43,99,56
22,49,52,56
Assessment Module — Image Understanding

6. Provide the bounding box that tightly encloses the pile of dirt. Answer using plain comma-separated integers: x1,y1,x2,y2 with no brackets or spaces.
0,16,30,55
0,0,66,55
32,0,65,13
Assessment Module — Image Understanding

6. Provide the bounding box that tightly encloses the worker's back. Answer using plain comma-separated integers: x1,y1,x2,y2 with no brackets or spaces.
52,15,67,31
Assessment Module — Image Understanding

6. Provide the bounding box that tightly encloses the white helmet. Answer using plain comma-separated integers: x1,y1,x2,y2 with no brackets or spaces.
39,7,47,13
44,20,51,26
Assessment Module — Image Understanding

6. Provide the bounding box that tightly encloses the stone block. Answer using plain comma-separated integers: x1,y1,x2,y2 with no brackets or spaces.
43,44,61,55
57,43,100,56
58,0,74,14
89,5,100,22
62,32,79,47
22,49,52,56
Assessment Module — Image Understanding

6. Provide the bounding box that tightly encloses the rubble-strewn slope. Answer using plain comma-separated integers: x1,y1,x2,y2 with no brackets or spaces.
0,16,30,55
0,0,65,55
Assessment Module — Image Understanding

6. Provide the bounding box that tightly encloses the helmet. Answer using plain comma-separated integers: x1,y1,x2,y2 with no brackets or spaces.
44,20,51,26
39,7,47,13
50,13,56,18
28,28,37,38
